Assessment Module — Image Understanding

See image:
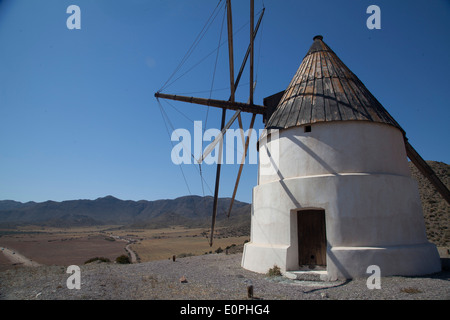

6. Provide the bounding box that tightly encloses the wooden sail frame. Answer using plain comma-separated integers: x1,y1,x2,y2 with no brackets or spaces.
155,0,265,246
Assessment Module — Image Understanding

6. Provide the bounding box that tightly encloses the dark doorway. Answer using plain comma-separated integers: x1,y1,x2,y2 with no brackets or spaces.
297,209,326,267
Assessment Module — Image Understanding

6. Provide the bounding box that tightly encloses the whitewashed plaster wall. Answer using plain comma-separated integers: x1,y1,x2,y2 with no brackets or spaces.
242,121,441,279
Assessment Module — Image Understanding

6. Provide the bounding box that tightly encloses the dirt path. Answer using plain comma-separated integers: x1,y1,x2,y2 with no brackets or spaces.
0,247,41,267
125,244,138,263
112,235,138,263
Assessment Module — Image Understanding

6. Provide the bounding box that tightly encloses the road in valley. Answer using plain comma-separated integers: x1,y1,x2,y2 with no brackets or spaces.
125,244,138,263
108,234,138,263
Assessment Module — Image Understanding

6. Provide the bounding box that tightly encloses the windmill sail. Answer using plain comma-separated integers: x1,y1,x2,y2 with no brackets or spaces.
156,0,265,247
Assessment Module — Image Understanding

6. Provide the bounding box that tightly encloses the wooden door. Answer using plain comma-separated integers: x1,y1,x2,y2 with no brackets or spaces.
298,209,326,266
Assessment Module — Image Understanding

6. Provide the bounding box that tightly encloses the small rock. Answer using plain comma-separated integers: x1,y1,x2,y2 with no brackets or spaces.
284,272,298,280
320,292,328,299
179,276,188,283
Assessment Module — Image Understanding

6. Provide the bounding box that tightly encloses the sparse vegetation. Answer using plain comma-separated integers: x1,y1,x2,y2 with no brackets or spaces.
400,287,422,294
408,161,449,247
267,265,282,277
84,257,111,264
115,254,131,264
128,226,249,262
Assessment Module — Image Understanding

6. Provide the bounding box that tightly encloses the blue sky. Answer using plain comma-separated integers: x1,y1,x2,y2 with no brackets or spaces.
0,0,449,204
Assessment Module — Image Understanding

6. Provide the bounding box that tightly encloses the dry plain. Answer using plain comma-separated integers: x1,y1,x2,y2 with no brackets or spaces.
0,225,249,271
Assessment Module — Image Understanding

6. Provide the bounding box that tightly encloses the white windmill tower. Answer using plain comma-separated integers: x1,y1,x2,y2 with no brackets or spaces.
241,35,445,280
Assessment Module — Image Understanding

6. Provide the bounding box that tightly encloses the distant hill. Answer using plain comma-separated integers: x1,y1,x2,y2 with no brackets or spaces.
408,160,449,247
0,195,251,229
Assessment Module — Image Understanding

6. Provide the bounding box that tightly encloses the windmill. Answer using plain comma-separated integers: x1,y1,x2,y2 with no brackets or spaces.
156,1,449,278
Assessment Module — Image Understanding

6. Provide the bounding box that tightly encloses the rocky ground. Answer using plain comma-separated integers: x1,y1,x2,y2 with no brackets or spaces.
0,252,448,301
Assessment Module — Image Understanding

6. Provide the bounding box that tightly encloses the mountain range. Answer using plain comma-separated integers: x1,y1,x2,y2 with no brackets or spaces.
0,195,251,229
0,161,448,246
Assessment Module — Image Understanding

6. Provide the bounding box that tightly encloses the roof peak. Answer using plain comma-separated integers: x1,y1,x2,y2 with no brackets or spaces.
305,35,334,57
266,35,403,132
313,35,323,41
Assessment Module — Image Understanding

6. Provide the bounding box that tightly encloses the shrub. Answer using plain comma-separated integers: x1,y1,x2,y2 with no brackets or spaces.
115,254,131,264
400,287,422,294
267,265,282,277
84,257,110,264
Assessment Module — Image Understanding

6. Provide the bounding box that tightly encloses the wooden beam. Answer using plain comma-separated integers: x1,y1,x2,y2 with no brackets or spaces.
210,107,226,247
250,0,254,105
154,92,265,114
405,140,450,205
210,0,235,247
198,82,257,164
227,113,256,217
237,113,246,148
233,7,265,95
197,109,241,164
226,0,235,103
195,6,265,163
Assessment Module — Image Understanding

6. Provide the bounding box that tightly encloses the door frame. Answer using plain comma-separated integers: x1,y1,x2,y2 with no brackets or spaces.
294,208,327,269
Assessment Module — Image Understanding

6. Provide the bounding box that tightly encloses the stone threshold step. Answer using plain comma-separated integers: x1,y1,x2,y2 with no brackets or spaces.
284,270,328,281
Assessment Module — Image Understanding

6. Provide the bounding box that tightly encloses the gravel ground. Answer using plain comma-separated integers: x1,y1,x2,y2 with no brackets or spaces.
0,253,448,301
